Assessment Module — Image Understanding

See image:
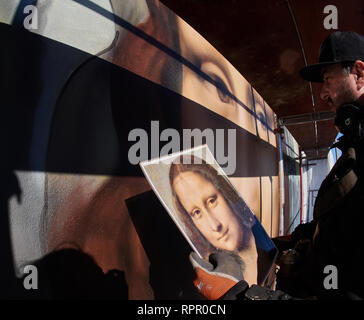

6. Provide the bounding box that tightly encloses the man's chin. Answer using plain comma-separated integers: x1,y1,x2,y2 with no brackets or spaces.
327,101,336,111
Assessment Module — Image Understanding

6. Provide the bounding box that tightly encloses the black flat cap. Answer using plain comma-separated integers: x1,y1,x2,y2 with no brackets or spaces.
300,31,364,82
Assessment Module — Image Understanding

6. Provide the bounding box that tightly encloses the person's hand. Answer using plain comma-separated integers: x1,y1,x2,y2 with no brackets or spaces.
189,251,293,300
189,251,247,300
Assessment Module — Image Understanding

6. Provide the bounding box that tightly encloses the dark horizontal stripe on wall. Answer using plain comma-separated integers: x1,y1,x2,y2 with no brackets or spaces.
283,154,300,176
1,23,278,178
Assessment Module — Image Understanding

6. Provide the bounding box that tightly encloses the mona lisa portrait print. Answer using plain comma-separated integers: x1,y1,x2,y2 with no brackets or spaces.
140,145,278,287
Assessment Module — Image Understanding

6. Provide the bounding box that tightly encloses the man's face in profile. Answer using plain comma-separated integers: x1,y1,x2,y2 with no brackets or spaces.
319,63,358,112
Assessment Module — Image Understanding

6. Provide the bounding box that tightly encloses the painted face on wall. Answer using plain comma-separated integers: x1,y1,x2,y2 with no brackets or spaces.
172,171,243,251
177,16,260,135
320,63,358,111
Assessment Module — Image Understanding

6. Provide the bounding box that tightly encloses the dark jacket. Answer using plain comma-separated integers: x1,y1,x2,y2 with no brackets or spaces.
296,145,364,299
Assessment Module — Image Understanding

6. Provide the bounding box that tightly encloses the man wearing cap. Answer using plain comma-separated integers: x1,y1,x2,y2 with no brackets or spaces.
300,31,364,110
189,31,364,300
288,31,364,300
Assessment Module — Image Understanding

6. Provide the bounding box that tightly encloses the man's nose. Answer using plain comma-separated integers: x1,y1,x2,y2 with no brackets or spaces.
320,84,330,102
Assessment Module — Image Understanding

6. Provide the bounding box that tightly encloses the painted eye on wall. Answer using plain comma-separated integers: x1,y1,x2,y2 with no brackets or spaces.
202,74,232,105
199,61,234,106
214,76,232,104
258,111,266,125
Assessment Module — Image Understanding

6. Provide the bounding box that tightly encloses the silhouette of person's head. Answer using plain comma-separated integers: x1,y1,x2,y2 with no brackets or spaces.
17,248,128,299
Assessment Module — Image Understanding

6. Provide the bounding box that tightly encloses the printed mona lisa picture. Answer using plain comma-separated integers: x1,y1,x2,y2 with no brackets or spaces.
140,145,278,287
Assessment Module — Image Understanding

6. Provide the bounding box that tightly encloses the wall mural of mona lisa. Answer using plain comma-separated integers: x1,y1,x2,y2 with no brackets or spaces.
3,0,287,299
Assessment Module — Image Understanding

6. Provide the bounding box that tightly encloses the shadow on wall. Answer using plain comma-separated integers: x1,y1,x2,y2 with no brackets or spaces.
0,171,19,298
2,0,281,299
10,247,129,299
126,190,201,299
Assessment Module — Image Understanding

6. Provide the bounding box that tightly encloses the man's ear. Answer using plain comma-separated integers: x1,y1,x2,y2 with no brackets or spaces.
353,60,364,89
